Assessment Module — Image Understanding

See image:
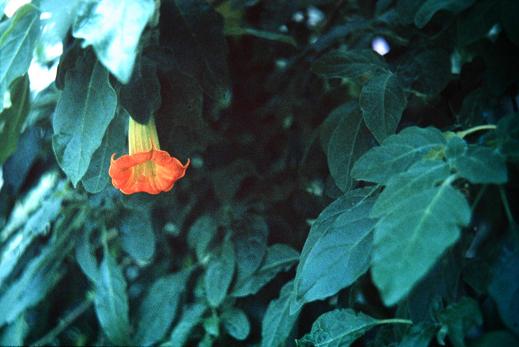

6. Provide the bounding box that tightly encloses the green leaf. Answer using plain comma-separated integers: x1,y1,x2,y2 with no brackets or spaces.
52,53,117,187
438,297,482,347
371,160,450,217
0,4,40,112
94,248,131,345
212,159,257,202
372,181,471,305
444,135,467,159
72,0,155,83
312,49,388,83
188,214,218,262
360,71,407,143
135,269,191,346
414,0,475,28
0,186,63,287
0,212,78,327
168,303,207,347
81,107,126,194
74,224,98,283
396,49,451,96
291,189,376,313
232,214,268,284
448,145,508,184
222,307,250,341
161,0,231,103
0,315,28,346
119,57,161,124
351,126,446,184
157,64,215,156
232,244,299,297
327,104,374,192
298,309,411,347
261,281,300,347
203,312,220,338
119,209,155,264
204,239,235,307
488,242,519,335
0,76,30,164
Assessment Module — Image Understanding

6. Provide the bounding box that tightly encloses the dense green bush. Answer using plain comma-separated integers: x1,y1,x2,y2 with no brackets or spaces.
0,0,518,346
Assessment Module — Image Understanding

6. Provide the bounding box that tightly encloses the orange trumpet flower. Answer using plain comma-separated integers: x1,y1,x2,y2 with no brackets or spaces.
109,116,189,195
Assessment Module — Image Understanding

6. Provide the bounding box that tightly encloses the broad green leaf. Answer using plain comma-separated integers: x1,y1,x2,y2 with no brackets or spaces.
312,49,388,83
398,323,436,347
52,53,117,187
72,0,155,83
327,104,374,192
449,145,508,184
222,307,250,341
232,244,299,297
75,224,98,282
0,76,30,164
438,297,482,347
360,71,407,143
371,160,450,217
488,242,519,335
232,214,268,284
497,113,519,162
188,214,218,261
119,209,155,264
372,182,471,305
119,57,161,124
351,126,446,184
261,281,300,347
500,0,519,46
162,0,231,103
94,248,131,345
0,212,79,327
204,239,235,307
414,0,475,28
444,135,467,159
292,189,376,313
168,303,207,347
0,4,39,112
81,108,126,194
298,309,411,347
135,269,191,346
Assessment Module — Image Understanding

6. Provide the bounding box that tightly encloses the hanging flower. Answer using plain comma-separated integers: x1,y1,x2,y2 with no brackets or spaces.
109,116,189,195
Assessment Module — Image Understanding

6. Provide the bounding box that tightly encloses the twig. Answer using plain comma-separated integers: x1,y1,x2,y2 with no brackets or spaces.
31,297,94,346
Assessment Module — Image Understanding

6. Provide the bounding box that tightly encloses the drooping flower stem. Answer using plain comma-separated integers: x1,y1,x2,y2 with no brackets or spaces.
128,117,161,154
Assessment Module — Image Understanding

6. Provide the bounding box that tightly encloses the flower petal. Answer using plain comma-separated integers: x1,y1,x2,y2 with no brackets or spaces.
109,149,189,195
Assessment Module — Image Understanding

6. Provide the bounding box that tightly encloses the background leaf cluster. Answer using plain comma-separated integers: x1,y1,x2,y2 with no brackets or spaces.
0,0,518,346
